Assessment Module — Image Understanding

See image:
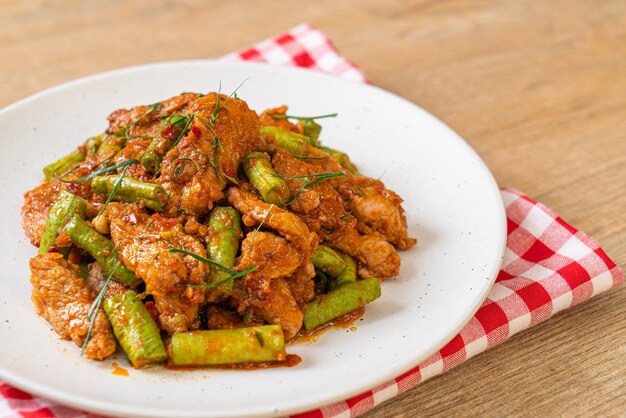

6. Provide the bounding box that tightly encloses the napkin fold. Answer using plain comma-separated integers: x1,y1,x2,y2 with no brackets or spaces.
1,23,622,418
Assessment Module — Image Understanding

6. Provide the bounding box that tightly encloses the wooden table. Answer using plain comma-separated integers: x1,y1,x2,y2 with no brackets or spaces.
1,1,624,416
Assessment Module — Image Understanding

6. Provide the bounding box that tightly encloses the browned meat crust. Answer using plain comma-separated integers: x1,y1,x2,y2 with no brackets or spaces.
106,203,207,334
22,181,60,247
29,253,117,360
160,93,259,216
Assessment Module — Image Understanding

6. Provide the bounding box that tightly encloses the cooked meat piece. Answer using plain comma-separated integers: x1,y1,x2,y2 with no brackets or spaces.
154,291,202,334
286,270,316,305
85,262,130,298
327,229,401,279
227,186,318,278
337,176,417,250
272,148,357,239
106,203,207,333
160,93,259,216
237,231,301,283
232,231,303,339
258,105,303,134
253,278,303,341
107,93,200,136
22,181,60,247
205,305,244,330
111,138,155,182
29,253,117,360
235,277,303,341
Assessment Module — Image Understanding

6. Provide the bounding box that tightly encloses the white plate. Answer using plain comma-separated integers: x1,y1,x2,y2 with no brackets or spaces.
0,61,505,418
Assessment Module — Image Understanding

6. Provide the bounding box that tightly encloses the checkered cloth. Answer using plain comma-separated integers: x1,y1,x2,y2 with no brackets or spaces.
1,23,622,418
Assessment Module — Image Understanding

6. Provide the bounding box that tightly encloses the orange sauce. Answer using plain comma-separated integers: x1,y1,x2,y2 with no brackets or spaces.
111,362,129,376
291,307,365,344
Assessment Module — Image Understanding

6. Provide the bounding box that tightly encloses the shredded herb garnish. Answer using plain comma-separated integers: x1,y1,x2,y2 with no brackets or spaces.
169,248,257,288
171,157,200,179
187,267,257,289
250,204,274,247
81,261,119,356
56,159,138,183
168,112,195,150
278,171,346,205
225,78,249,103
97,163,132,217
292,154,326,160
272,113,338,120
254,331,265,347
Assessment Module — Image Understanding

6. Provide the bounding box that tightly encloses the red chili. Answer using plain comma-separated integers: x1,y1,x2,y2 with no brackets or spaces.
191,126,202,137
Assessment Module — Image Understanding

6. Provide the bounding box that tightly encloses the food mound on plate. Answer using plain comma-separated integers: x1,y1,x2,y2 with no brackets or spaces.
21,91,417,368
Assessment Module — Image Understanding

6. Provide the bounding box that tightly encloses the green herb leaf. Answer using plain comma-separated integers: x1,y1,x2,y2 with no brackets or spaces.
254,331,265,347
187,266,257,289
271,113,338,120
81,260,119,356
56,159,139,183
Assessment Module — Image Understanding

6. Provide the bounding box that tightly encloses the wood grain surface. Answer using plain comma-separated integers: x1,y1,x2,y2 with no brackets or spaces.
1,1,624,416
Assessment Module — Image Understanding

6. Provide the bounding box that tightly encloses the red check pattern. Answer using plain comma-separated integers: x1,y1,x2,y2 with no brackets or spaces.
1,24,622,418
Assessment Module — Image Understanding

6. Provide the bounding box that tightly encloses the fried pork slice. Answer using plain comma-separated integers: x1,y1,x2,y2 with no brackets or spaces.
29,253,117,360
271,148,357,239
233,231,303,340
259,105,303,133
327,229,401,279
337,176,417,250
160,93,259,216
106,203,207,334
22,181,60,247
226,186,318,278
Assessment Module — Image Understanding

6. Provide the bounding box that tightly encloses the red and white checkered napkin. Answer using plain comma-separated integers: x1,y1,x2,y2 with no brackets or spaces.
1,23,622,418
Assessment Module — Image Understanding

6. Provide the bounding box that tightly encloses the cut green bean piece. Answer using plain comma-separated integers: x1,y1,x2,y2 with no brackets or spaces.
311,245,346,277
206,207,242,297
331,254,357,290
317,145,360,175
260,126,309,156
103,292,167,368
301,119,322,146
303,278,381,330
168,325,286,366
97,135,124,161
243,152,291,206
43,151,85,180
85,133,106,154
62,214,139,287
39,191,87,255
91,175,166,211
141,115,189,175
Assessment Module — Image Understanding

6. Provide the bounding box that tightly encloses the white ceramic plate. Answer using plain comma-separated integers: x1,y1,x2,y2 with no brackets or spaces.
0,61,505,418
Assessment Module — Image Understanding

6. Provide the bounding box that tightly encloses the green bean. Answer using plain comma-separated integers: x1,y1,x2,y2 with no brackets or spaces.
260,126,308,155
317,145,360,175
303,278,381,330
39,191,87,255
315,269,329,295
91,175,166,211
301,119,322,146
96,135,124,161
141,115,189,175
331,253,357,290
243,152,291,206
206,207,242,298
85,133,106,154
103,292,167,368
168,325,286,366
311,245,346,277
43,151,85,180
62,214,139,287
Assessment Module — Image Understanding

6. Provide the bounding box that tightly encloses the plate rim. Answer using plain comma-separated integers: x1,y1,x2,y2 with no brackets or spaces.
0,59,507,418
